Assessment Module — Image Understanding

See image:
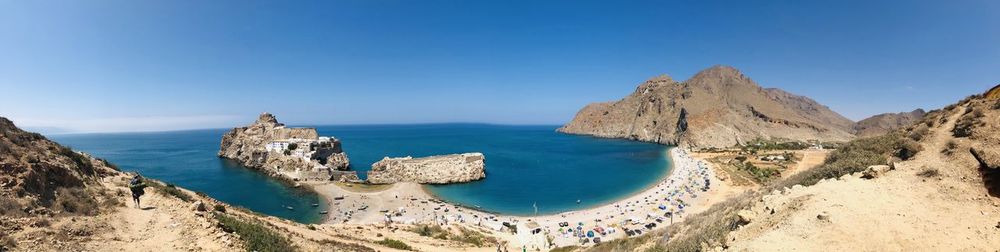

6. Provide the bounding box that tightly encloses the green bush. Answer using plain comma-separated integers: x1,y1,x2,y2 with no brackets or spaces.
375,238,413,251
215,214,295,252
779,132,911,188
148,182,193,202
214,204,226,212
410,224,447,238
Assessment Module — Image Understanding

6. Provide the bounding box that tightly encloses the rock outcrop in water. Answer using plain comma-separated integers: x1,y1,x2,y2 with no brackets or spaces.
558,65,856,148
366,153,486,184
218,113,357,182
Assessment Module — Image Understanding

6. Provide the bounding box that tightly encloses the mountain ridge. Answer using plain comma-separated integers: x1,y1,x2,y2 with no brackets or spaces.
558,65,856,147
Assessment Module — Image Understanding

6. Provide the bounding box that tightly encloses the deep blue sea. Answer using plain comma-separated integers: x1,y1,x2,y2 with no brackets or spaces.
50,124,670,222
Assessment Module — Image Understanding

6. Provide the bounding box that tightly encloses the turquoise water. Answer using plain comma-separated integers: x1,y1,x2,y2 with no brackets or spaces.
50,124,670,221
51,130,327,223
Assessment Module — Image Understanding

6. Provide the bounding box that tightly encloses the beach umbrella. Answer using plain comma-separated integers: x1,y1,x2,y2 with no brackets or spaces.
587,231,595,237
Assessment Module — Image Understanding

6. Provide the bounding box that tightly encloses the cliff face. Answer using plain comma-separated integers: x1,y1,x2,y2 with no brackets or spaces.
366,153,486,184
218,113,351,181
558,66,856,148
853,109,926,137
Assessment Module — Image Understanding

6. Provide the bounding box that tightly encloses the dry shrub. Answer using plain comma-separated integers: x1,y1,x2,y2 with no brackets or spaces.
656,194,754,251
0,197,25,217
942,140,959,155
897,139,923,160
214,214,294,252
53,187,99,216
780,133,911,187
0,233,16,250
917,168,941,178
908,124,929,141
374,238,413,251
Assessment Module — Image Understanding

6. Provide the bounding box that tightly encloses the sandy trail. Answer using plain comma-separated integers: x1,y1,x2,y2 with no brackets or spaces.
726,103,1000,251
76,178,230,252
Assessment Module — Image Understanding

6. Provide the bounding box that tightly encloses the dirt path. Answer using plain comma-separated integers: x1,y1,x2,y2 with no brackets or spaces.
725,103,1000,251
78,179,229,252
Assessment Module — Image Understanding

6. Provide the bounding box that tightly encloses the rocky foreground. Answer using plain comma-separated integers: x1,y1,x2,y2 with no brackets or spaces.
367,153,486,184
558,65,857,148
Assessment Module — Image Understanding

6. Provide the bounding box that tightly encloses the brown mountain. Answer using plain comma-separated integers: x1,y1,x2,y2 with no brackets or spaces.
853,109,926,137
558,65,856,147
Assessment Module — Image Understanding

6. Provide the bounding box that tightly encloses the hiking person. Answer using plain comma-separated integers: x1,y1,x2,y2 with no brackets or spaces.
129,174,148,208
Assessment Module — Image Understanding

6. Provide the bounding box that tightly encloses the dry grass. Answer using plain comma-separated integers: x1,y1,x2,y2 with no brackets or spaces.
53,187,100,216
0,196,25,217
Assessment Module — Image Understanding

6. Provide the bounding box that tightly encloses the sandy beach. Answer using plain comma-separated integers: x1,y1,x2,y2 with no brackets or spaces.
306,147,732,250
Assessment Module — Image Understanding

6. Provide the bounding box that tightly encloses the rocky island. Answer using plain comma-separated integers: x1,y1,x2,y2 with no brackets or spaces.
366,153,486,184
218,113,359,182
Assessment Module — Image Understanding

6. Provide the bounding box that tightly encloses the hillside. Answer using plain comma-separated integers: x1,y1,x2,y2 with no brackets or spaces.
588,84,1000,251
853,109,926,137
558,65,856,148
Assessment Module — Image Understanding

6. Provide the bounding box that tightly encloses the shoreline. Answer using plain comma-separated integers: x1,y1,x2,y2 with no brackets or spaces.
307,146,727,249
413,146,679,218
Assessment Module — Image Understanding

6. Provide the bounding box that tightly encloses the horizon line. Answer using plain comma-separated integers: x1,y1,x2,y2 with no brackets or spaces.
37,122,567,136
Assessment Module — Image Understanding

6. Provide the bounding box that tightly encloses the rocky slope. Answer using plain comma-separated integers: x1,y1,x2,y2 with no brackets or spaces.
721,86,1000,251
218,113,352,181
852,109,926,137
559,66,856,148
367,153,486,184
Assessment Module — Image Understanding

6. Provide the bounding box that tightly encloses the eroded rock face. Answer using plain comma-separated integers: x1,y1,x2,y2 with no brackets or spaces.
218,113,352,181
366,153,486,184
558,65,856,148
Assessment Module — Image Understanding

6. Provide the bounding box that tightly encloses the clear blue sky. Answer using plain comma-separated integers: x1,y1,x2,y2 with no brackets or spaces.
1,0,998,133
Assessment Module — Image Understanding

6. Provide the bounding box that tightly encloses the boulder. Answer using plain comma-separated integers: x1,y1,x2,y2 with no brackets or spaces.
862,165,891,179
971,147,1000,169
817,211,831,221
191,201,206,212
737,210,755,224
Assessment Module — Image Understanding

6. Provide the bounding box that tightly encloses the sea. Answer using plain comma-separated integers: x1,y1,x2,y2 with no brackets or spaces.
50,124,670,223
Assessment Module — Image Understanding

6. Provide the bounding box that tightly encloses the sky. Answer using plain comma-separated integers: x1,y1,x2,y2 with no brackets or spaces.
1,0,998,133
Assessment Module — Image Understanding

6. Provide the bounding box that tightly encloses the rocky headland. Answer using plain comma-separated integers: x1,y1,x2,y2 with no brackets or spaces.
558,65,856,148
366,153,486,184
218,113,358,182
